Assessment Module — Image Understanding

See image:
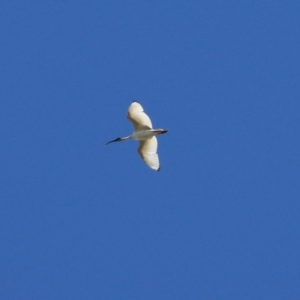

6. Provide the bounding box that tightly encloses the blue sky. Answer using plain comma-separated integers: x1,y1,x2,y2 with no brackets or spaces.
1,1,299,299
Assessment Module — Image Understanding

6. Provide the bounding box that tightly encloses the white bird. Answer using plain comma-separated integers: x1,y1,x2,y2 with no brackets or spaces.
106,101,168,171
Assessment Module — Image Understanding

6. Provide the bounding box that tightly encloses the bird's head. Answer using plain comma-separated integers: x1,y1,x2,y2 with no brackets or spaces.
105,137,122,145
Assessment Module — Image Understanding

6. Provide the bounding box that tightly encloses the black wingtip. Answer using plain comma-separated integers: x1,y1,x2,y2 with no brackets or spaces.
132,100,139,103
157,167,160,172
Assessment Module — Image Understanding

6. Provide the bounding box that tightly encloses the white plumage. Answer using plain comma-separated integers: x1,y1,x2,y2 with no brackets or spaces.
106,101,168,171
127,101,153,130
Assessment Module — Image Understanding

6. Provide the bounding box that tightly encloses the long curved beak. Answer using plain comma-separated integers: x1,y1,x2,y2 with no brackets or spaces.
105,137,121,145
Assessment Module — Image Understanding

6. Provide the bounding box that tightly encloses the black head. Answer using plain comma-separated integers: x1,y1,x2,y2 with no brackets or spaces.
105,137,122,145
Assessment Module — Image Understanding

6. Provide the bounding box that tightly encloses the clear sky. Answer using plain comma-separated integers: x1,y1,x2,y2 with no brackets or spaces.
1,1,299,299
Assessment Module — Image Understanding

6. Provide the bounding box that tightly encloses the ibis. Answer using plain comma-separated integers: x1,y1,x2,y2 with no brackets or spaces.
106,101,168,171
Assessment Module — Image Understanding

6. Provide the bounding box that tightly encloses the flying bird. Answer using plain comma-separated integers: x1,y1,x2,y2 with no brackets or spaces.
106,101,168,171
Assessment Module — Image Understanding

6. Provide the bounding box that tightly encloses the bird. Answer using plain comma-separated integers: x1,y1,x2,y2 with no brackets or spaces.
106,101,168,171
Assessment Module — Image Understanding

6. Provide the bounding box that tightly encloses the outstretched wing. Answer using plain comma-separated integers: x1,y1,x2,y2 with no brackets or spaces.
127,101,153,131
137,136,160,171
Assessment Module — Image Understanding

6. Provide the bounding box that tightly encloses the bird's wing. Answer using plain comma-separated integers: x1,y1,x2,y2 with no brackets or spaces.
127,101,153,130
137,137,160,171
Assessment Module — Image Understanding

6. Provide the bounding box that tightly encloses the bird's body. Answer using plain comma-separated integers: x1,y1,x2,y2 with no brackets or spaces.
106,101,167,171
